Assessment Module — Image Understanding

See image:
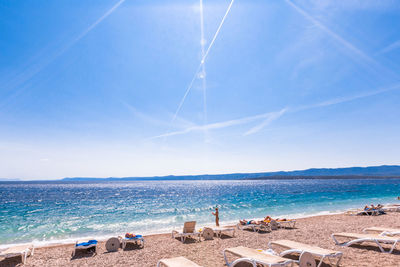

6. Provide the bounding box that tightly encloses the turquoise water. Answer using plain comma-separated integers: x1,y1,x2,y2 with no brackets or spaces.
1,179,400,247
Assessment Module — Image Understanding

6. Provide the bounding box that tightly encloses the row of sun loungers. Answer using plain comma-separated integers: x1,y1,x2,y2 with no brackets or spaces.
159,239,343,267
160,225,400,267
237,219,296,233
3,222,400,265
171,221,236,242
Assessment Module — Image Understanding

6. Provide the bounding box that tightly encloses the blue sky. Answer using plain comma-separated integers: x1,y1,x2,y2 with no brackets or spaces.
0,0,399,180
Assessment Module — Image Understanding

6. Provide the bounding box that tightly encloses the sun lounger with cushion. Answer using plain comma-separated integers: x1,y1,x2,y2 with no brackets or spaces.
171,221,201,242
0,244,34,264
223,246,294,267
157,256,202,267
363,227,400,236
268,239,342,267
119,234,144,249
72,240,97,256
332,232,400,253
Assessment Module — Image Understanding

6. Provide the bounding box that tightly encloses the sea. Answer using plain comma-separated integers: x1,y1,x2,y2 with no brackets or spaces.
1,178,400,248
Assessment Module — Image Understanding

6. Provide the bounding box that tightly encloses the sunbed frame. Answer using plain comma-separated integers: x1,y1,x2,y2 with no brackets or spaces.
332,232,400,253
223,246,294,267
268,240,342,267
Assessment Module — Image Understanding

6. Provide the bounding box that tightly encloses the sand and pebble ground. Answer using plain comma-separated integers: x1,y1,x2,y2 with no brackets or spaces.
1,212,400,267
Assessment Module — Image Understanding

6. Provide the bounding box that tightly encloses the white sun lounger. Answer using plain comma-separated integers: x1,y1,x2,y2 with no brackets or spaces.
0,244,34,264
276,220,296,229
213,226,236,238
237,223,271,233
332,232,400,253
268,239,342,267
223,246,294,267
157,256,202,267
119,235,144,249
363,227,400,236
380,205,400,212
171,221,201,242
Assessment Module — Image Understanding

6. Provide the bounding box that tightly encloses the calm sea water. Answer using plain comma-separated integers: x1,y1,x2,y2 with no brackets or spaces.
1,179,400,246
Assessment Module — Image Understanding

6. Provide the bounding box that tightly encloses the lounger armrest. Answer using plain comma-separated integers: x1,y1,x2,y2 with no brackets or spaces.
171,230,179,238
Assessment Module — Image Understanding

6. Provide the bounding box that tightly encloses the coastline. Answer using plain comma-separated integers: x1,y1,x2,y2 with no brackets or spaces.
2,211,400,266
1,202,396,250
0,208,348,250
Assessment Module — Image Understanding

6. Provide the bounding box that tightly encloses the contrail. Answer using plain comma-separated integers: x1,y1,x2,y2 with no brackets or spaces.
150,108,285,140
169,0,235,127
151,82,400,139
199,0,208,140
284,0,399,80
0,0,125,109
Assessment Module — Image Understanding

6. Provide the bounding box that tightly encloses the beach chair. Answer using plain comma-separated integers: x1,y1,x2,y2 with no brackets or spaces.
171,221,201,242
223,246,294,267
332,232,400,253
0,244,34,264
268,239,343,267
72,239,98,256
119,234,144,249
363,227,400,236
157,256,202,267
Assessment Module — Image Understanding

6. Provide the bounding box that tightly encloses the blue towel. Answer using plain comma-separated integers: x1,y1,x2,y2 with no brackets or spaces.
125,235,142,239
76,240,98,247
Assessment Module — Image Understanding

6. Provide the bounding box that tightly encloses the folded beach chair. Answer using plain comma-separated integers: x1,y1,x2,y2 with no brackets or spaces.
268,239,342,267
332,232,400,253
0,244,34,264
223,246,294,267
171,221,201,242
119,234,144,249
157,256,202,267
72,239,98,256
363,227,400,236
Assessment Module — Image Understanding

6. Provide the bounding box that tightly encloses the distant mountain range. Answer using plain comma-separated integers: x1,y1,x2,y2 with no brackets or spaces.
61,165,400,181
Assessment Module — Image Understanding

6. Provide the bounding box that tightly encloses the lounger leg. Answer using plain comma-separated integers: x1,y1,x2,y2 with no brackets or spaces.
336,254,343,266
317,256,325,267
223,250,230,266
388,240,398,254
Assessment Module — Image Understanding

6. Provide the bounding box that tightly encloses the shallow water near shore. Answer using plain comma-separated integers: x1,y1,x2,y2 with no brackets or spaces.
1,178,400,247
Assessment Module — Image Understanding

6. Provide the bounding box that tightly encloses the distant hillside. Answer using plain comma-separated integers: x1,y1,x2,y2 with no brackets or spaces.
61,165,400,181
0,178,21,181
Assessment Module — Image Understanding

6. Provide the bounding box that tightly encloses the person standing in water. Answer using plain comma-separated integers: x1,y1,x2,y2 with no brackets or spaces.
212,207,220,226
